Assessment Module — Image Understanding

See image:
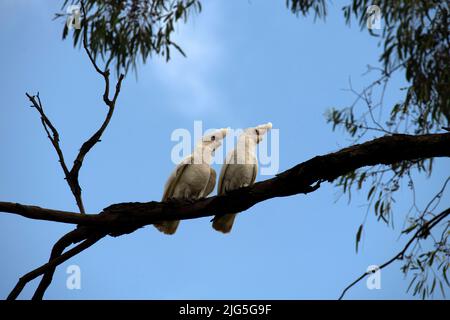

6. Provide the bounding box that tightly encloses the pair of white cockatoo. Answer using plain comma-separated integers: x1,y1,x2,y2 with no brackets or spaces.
154,122,273,235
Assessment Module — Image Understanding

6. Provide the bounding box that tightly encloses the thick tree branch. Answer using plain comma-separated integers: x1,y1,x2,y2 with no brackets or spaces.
0,202,97,225
338,207,450,300
1,132,449,233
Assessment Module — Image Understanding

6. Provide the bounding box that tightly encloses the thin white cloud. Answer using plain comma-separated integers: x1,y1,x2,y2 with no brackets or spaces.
151,1,225,116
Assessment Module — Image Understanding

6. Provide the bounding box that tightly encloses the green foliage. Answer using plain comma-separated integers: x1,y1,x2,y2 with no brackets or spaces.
355,224,363,253
331,0,449,135
401,236,450,299
286,0,327,20
57,0,202,75
319,1,449,298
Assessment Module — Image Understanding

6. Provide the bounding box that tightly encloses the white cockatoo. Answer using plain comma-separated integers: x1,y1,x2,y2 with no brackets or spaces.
155,128,229,235
212,122,272,233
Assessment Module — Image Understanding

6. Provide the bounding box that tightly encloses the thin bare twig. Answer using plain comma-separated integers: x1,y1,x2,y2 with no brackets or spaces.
67,0,124,205
26,92,85,213
25,0,125,300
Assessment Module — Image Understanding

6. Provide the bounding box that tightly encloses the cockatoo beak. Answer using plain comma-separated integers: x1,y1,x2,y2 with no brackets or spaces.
257,122,272,136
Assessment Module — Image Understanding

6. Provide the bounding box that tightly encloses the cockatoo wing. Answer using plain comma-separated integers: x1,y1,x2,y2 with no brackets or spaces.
201,167,216,197
249,162,258,186
217,150,235,195
161,156,192,201
156,156,192,235
217,164,227,196
213,156,258,233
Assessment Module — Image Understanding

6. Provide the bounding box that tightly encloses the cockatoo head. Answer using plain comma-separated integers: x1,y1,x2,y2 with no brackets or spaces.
243,122,272,144
200,127,229,153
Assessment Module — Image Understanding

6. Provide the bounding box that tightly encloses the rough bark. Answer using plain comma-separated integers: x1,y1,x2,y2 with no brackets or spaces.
1,132,449,237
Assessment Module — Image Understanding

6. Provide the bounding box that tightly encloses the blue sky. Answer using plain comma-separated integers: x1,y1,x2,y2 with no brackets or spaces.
0,0,449,299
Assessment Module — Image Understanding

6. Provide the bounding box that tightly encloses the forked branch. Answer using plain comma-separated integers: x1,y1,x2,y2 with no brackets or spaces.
22,0,125,301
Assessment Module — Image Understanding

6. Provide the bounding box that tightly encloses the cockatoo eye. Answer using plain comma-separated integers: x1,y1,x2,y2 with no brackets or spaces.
255,129,260,136
211,135,216,141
